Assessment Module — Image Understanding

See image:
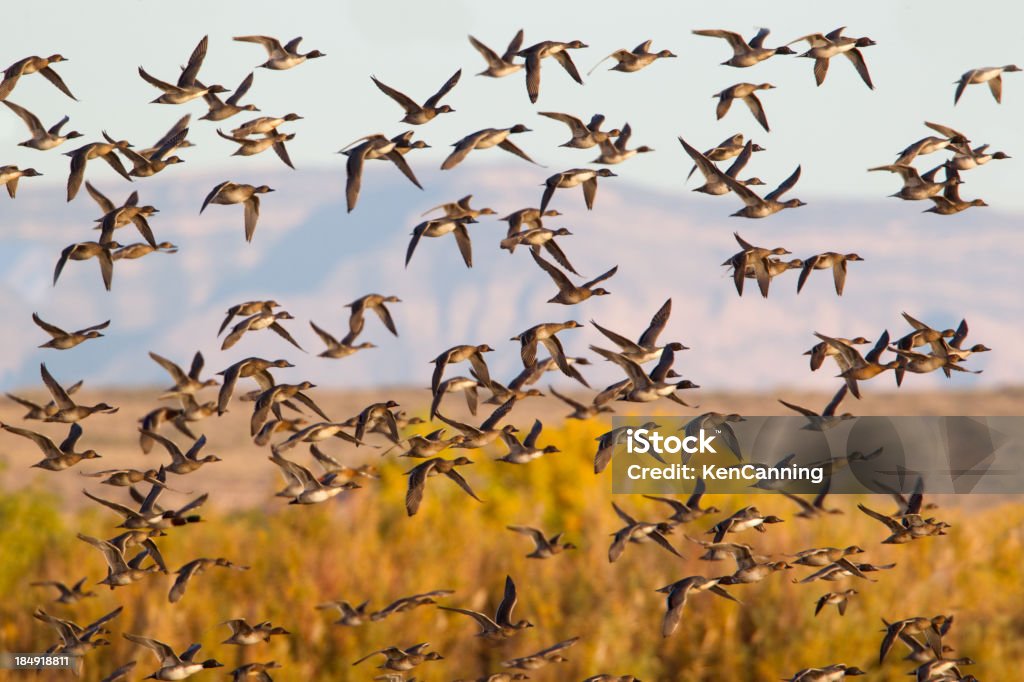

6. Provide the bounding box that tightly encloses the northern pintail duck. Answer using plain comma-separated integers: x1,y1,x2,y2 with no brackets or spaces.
123,633,223,680
687,133,765,179
33,313,108,350
469,30,524,77
431,344,495,393
276,421,363,451
516,40,588,103
317,599,370,626
477,372,544,405
532,251,617,304
879,616,953,664
501,207,562,236
436,398,517,449
713,543,792,584
370,590,455,622
441,124,536,169
694,28,795,66
496,419,560,464
0,165,42,197
588,40,676,74
149,351,218,399
954,64,1021,104
592,343,693,405
609,502,683,563
372,69,461,124
111,241,175,260
857,503,949,544
250,382,328,436
64,135,134,201
79,466,169,488
340,132,424,212
170,558,249,603
404,456,481,516
421,194,496,221
216,128,295,169
719,164,805,217
593,122,653,164
396,428,465,459
201,182,274,243
785,664,866,681
354,643,443,671
229,661,281,682
139,114,194,158
894,122,968,165
77,533,163,588
221,619,290,646
869,162,955,200
937,318,990,364
85,475,207,530
347,293,401,337
440,575,532,640
804,336,870,371
234,35,325,70
714,82,775,131
501,637,579,669
34,607,118,664
951,142,1010,170
268,449,360,505
680,137,765,195
891,348,980,384
143,432,220,476
218,300,280,336
658,575,739,637
797,252,864,295
39,363,117,422
120,127,188,177
216,356,292,414
814,331,898,398
708,506,784,543
309,321,375,359
31,577,97,604
221,309,301,351
1,422,99,470
406,216,478,268
910,657,975,682
721,232,792,297
643,477,720,523
540,168,616,212
86,184,159,247
815,589,858,616
200,72,259,121
0,54,76,101
501,227,579,273
739,256,803,296
511,321,589,385
139,36,226,105
789,27,876,89
549,386,613,419
353,400,400,443
507,525,576,558
925,179,987,215
231,113,303,139
795,558,895,583
3,100,81,149
138,407,193,451
6,381,82,420
778,385,854,430
538,111,619,149
790,545,865,568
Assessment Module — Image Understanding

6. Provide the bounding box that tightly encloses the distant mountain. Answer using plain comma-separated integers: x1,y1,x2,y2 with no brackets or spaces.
1,163,1018,396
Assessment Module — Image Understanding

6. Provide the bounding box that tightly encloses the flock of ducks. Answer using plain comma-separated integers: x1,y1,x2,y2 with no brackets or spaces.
0,20,1006,682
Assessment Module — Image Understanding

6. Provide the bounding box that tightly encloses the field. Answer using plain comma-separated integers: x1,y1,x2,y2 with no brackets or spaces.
0,388,1021,681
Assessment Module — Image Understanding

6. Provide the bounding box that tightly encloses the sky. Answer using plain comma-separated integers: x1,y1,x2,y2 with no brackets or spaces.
1,0,1021,394
2,0,1023,205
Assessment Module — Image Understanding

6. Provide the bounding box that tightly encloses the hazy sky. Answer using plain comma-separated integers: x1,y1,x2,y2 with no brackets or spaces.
2,0,1023,207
